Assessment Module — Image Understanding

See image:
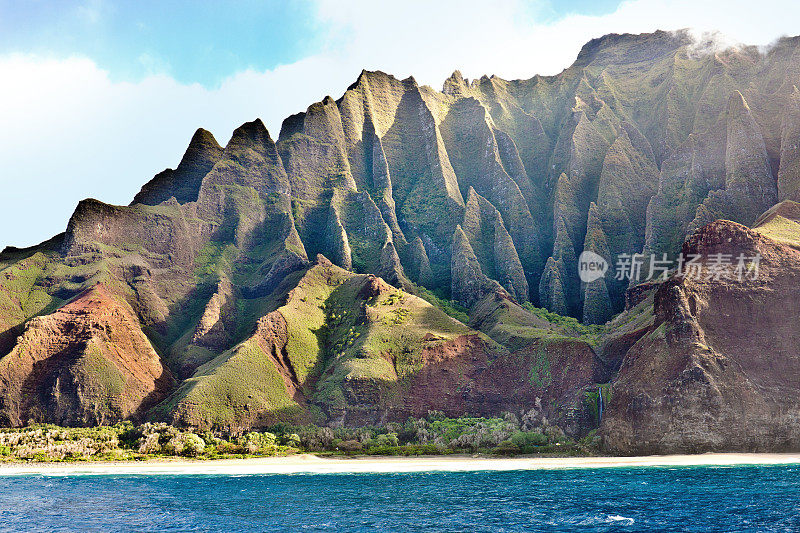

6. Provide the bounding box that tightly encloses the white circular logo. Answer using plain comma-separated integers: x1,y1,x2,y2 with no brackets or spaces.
578,251,608,283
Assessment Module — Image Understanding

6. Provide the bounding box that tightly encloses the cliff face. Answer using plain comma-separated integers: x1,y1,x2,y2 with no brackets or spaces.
2,31,800,451
121,30,800,322
0,284,174,426
603,206,800,454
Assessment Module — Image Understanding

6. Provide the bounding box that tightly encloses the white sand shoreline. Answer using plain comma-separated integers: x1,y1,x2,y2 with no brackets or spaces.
0,453,798,476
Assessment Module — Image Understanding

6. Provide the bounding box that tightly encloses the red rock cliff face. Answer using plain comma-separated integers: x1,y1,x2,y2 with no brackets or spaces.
602,220,800,454
0,285,174,426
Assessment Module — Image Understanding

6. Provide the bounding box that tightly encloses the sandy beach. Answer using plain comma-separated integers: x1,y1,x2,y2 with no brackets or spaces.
0,453,798,476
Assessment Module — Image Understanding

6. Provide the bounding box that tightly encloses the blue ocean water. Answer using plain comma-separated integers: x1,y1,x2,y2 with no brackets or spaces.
0,464,798,532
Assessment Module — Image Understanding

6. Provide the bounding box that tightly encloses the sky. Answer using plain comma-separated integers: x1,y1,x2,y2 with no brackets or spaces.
1,0,799,248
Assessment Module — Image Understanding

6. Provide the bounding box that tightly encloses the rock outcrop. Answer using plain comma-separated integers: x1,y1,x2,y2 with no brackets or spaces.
0,285,174,426
133,128,224,206
603,217,800,453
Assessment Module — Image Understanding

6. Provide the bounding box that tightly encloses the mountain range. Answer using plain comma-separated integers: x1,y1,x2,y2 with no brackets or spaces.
2,29,800,453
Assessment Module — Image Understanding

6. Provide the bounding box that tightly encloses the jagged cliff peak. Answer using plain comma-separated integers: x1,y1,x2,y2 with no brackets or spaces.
132,127,223,206
227,118,273,149
443,70,468,96
188,127,222,150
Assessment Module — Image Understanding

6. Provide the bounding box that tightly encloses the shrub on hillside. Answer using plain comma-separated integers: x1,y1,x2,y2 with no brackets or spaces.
239,432,277,454
163,433,206,457
510,431,548,452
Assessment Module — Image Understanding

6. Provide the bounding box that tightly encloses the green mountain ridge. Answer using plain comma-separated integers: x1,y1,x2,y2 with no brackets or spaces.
3,30,800,452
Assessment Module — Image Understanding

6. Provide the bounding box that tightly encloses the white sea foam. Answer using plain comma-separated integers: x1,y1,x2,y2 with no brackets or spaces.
607,514,635,525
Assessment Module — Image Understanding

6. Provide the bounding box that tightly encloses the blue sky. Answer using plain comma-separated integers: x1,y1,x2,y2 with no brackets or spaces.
0,0,623,87
0,0,319,86
0,0,797,248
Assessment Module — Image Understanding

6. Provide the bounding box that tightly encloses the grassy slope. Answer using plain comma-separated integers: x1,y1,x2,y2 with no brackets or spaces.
161,337,308,428
754,215,800,248
313,274,481,414
160,258,504,428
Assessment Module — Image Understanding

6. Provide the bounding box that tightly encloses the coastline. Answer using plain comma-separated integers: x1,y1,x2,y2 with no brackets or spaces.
1,452,799,476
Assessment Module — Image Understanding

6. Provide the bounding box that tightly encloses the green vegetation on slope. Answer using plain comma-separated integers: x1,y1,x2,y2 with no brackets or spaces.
522,302,605,343
0,414,597,462
412,284,470,323
157,337,308,429
754,214,800,248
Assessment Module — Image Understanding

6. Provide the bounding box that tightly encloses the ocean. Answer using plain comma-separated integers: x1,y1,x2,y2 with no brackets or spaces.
0,464,798,532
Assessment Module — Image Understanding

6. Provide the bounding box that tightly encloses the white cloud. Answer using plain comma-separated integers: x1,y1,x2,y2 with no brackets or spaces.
1,0,799,248
0,54,358,248
313,0,800,85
